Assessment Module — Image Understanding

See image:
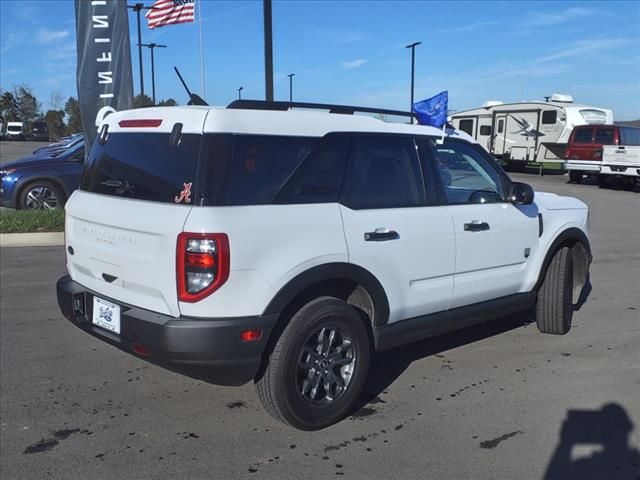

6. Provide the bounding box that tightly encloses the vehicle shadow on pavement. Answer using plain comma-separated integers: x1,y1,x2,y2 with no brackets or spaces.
357,310,533,408
544,403,640,480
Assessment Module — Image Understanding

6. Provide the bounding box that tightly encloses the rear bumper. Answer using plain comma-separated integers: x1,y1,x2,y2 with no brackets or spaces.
56,275,278,386
600,165,640,177
564,160,601,172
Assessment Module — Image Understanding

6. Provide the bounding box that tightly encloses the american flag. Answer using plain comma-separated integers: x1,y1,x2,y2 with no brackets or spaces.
145,0,195,30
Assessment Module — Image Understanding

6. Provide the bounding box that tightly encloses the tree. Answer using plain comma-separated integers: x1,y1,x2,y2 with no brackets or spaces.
157,98,178,106
64,97,82,134
48,90,65,111
134,94,154,108
0,90,19,122
13,85,41,122
44,109,66,140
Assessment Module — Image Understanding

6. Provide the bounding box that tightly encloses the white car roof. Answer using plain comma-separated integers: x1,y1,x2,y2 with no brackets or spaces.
101,105,475,143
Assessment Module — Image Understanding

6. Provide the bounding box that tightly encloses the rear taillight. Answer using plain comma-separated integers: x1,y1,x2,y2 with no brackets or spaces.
177,233,230,302
565,147,572,159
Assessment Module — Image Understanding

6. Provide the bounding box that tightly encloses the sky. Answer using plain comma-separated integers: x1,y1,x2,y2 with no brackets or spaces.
1,0,639,119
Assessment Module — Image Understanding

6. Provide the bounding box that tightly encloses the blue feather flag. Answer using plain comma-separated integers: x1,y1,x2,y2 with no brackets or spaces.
413,91,448,128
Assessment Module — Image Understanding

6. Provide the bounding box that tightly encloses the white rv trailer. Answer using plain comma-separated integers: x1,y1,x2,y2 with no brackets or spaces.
450,94,613,166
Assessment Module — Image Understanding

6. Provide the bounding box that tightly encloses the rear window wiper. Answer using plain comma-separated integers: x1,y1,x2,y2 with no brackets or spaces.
100,179,136,196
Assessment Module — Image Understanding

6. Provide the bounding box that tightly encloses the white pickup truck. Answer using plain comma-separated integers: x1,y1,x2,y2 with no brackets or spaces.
600,145,640,184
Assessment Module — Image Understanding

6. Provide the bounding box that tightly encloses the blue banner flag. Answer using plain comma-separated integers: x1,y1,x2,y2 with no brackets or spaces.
413,91,448,128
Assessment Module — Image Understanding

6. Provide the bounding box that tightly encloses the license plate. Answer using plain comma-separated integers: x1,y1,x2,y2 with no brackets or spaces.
92,296,121,335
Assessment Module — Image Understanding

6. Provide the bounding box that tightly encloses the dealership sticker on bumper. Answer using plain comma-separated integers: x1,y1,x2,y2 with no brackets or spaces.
92,296,121,334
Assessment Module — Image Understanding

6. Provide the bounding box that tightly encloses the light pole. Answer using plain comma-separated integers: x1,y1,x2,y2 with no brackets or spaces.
405,41,421,116
127,3,155,96
238,86,243,100
140,43,167,104
287,73,295,103
263,0,273,101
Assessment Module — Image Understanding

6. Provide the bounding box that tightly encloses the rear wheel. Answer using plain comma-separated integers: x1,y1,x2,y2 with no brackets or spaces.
256,297,371,430
536,247,574,335
19,181,65,210
569,171,582,184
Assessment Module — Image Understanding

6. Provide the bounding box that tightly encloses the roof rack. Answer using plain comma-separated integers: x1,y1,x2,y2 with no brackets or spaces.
226,100,415,120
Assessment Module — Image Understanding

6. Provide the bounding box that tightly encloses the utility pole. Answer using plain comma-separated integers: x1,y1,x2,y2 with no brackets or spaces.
140,43,167,104
405,41,421,116
263,0,274,101
287,73,295,103
127,3,155,96
238,86,243,100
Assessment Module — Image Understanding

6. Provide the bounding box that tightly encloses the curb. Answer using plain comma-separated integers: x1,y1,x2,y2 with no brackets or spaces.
0,232,64,248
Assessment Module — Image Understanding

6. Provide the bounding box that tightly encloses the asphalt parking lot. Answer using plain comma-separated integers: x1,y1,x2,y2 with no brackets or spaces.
0,140,46,165
1,158,639,479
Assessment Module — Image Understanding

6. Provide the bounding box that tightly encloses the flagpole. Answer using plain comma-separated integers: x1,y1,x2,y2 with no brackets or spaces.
198,0,205,99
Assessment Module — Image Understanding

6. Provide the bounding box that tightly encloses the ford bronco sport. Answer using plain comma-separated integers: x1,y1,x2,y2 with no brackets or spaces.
57,100,591,430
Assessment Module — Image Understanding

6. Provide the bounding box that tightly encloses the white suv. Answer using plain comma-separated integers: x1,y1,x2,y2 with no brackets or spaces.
57,101,592,430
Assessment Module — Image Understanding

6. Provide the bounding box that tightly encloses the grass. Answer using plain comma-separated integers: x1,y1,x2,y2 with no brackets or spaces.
0,209,65,234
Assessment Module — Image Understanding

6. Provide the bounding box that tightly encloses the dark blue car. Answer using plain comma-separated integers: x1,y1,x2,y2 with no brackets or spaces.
0,141,84,209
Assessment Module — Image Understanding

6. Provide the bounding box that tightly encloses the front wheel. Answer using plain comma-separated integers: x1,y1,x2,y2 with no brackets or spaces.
536,247,574,335
256,297,371,430
18,181,65,210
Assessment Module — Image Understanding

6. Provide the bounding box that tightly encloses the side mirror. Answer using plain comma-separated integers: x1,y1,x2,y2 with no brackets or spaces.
509,182,534,205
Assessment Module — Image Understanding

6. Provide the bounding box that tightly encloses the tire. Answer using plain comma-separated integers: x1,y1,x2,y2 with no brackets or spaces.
536,247,574,335
18,181,65,210
569,171,582,184
597,175,607,187
256,296,371,430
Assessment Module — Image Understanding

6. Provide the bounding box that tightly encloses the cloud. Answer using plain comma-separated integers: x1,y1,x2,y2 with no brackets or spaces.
1,32,25,54
525,7,596,27
434,21,498,34
37,28,70,44
532,38,633,64
342,59,368,70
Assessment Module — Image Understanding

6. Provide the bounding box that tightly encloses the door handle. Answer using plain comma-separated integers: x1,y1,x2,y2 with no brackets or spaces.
364,229,399,241
464,221,490,232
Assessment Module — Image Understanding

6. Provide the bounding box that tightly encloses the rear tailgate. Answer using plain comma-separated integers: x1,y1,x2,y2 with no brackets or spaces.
66,193,191,317
65,106,211,317
602,145,640,167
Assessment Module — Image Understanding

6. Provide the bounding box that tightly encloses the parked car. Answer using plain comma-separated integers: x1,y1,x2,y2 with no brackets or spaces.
30,121,50,141
564,125,640,183
5,121,26,141
56,101,591,430
33,133,84,156
0,141,84,209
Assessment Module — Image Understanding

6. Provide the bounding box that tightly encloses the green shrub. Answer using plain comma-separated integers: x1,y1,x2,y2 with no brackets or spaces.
0,209,65,234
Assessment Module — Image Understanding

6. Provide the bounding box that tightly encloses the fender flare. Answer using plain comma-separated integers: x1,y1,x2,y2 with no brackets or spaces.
536,227,592,290
263,262,390,326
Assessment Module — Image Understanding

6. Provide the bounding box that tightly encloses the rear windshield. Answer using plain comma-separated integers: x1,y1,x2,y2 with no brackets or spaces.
572,127,593,144
594,127,615,145
7,125,22,132
620,127,640,146
81,133,202,204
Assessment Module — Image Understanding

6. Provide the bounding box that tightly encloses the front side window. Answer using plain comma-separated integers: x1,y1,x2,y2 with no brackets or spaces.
342,135,425,209
429,139,506,205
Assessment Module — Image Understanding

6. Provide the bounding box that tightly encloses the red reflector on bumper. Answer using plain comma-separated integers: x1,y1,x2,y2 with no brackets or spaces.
241,329,263,342
133,343,150,357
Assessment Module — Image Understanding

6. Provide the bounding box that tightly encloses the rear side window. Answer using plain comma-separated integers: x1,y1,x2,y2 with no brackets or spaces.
81,133,202,203
542,110,557,124
226,135,316,205
342,135,425,209
277,135,350,204
458,119,474,136
620,127,640,146
594,127,615,145
573,128,593,144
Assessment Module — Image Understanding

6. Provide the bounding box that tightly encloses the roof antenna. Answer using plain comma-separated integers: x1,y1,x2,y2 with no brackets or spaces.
173,66,208,106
